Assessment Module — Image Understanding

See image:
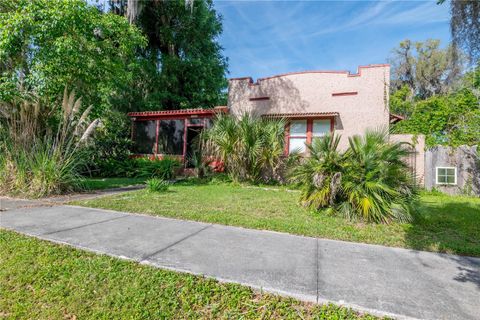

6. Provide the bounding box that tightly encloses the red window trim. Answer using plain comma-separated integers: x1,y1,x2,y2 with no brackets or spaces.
285,117,335,155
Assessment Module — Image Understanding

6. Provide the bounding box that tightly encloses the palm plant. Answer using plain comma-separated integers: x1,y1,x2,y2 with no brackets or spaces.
289,133,345,210
289,130,417,223
339,130,417,223
202,113,285,183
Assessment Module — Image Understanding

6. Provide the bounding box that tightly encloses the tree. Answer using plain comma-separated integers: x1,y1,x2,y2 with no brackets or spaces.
389,85,415,117
110,0,228,111
389,39,463,99
393,87,480,147
439,0,480,64
0,0,146,114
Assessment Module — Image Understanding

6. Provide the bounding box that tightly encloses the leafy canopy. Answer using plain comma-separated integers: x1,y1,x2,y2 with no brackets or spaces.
392,67,480,147
0,0,146,114
389,39,463,99
109,0,228,111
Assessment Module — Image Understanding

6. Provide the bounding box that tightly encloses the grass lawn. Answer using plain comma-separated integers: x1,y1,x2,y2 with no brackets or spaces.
81,177,145,190
0,230,380,319
73,181,480,257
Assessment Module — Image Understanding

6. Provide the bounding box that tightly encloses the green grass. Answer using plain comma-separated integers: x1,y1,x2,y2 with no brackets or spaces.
81,177,146,190
73,182,480,257
0,230,380,319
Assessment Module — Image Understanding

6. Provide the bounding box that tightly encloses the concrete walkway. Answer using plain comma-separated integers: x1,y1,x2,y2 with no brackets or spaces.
0,186,144,210
1,204,479,320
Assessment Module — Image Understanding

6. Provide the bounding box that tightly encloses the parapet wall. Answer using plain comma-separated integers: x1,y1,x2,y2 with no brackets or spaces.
228,65,391,150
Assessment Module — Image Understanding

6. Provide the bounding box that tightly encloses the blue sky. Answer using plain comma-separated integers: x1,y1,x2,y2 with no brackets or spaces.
214,1,451,80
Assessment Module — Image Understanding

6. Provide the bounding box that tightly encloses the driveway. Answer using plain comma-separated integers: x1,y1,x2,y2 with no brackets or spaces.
1,203,479,320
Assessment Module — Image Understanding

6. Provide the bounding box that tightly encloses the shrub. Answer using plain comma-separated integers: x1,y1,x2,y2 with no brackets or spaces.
203,113,285,183
0,89,98,198
135,157,180,179
290,130,417,224
146,178,170,192
85,110,133,175
96,157,180,179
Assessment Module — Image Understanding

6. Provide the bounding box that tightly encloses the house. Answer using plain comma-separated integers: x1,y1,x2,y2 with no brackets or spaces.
128,64,425,184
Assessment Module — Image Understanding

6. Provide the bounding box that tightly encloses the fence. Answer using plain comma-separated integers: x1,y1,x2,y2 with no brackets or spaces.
425,145,479,196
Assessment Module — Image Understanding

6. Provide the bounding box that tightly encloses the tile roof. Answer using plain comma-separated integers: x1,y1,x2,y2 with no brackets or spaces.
261,112,339,118
128,107,228,117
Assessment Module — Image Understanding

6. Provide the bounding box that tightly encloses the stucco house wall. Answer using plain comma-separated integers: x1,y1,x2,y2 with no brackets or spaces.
389,134,426,186
228,64,390,150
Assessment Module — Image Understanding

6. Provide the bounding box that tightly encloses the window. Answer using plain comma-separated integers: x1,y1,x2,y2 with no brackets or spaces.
287,118,333,154
288,120,307,153
312,119,330,138
205,118,214,128
133,120,157,154
189,117,205,125
436,167,457,185
158,119,185,155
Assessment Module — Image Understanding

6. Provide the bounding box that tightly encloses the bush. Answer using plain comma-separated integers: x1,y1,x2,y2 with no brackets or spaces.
135,157,180,179
96,157,180,179
290,130,417,224
85,110,133,175
146,178,170,192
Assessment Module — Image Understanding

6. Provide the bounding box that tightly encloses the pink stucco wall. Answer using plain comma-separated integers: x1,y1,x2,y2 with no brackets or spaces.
389,134,426,186
228,64,390,150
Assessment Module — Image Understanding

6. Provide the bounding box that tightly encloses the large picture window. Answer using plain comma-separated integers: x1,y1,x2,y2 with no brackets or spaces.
133,120,157,154
158,119,185,155
287,118,332,154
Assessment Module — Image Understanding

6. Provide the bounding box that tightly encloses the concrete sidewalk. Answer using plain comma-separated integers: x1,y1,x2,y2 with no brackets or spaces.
1,205,479,320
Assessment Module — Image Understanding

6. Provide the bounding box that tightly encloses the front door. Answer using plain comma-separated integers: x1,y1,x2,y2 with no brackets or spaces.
185,126,203,168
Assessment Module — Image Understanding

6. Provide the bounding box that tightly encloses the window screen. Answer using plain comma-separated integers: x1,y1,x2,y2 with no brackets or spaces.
189,118,205,125
158,119,185,155
133,120,157,154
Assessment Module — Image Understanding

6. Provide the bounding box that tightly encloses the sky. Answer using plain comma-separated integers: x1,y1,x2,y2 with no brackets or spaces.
214,0,451,80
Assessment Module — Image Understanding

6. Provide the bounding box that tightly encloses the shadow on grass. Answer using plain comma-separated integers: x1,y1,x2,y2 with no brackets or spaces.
405,198,480,257
404,196,480,288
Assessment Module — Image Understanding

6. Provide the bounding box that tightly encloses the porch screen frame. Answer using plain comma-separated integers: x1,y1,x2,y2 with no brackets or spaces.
131,116,213,164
